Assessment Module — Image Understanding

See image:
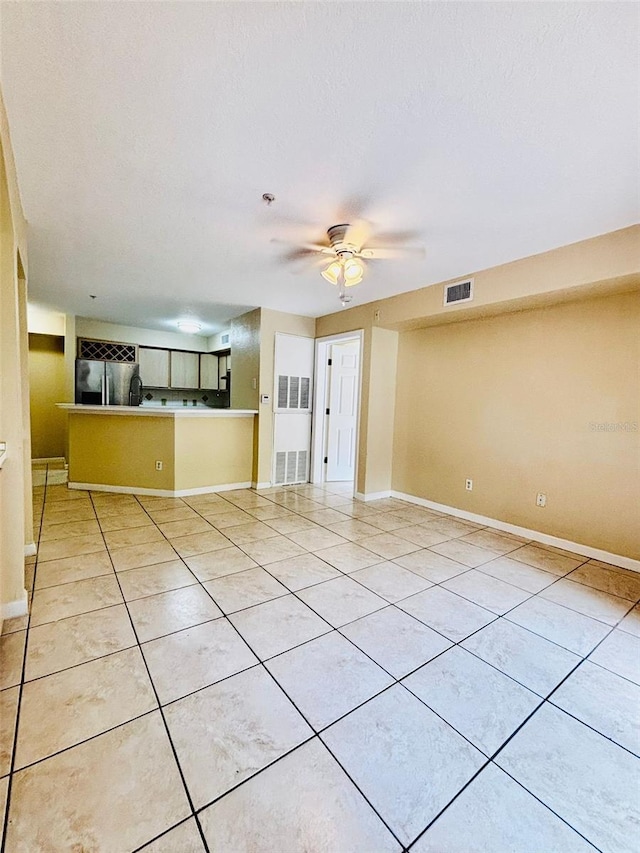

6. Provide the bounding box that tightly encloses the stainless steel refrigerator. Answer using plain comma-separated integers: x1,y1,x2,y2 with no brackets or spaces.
75,359,142,406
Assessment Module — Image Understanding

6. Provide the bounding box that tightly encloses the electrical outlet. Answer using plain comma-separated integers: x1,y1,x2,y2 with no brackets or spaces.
465,479,473,491
536,492,546,507
155,460,163,471
374,309,381,322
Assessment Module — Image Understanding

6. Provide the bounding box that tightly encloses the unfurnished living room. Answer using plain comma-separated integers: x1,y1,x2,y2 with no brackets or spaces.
0,2,638,852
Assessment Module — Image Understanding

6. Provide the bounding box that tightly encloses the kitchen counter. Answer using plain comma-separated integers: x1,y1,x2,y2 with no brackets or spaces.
59,405,258,495
58,404,257,418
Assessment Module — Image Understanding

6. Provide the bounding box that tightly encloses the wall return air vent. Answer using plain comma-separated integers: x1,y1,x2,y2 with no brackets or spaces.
444,278,474,306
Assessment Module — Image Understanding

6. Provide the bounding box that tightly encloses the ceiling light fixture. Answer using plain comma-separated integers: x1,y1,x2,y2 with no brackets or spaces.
342,258,364,286
177,320,202,334
320,261,343,285
321,251,365,301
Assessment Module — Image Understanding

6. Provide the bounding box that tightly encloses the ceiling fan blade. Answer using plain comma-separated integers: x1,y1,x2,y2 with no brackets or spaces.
271,238,334,255
360,246,425,260
343,219,371,251
373,229,423,245
288,254,333,275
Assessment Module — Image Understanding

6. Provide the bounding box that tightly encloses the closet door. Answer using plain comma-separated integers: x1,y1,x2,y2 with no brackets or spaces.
272,334,314,486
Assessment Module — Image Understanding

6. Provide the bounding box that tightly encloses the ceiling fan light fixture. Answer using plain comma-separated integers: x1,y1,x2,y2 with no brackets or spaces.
321,261,342,285
343,258,364,285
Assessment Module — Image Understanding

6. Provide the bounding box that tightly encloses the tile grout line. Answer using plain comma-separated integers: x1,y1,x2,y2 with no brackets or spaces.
24,496,637,708
89,491,213,853
24,489,639,700
142,490,444,847
407,589,637,851
128,494,408,849
1,465,49,853
11,480,639,850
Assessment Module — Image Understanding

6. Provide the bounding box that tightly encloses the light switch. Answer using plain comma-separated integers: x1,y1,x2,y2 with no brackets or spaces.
260,394,270,404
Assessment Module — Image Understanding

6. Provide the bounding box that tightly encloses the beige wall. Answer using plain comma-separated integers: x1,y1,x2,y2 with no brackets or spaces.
0,86,31,621
67,413,176,490
28,334,68,459
67,412,256,493
359,327,398,495
75,317,213,353
174,417,254,491
230,309,261,412
393,292,640,559
317,226,640,336
207,329,231,352
316,226,640,509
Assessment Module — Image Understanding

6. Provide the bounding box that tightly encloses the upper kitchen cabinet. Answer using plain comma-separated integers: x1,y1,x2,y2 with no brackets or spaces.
218,351,230,390
138,347,170,388
170,350,199,389
200,353,218,390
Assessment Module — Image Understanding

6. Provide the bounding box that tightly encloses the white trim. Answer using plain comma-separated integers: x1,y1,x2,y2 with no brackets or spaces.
32,456,66,464
24,542,37,557
58,404,257,418
68,481,253,497
252,482,272,490
311,330,364,486
354,490,392,502
2,589,28,620
391,490,640,573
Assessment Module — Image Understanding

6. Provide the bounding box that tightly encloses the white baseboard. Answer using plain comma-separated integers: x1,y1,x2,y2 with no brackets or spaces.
391,490,640,573
68,481,253,497
24,542,37,557
253,482,272,490
2,589,28,620
33,456,67,465
354,490,392,502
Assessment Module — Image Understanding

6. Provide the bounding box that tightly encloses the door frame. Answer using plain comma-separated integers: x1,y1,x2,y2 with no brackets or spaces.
310,330,364,487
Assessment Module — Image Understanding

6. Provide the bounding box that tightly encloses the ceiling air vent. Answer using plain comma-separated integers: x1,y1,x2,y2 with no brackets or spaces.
444,278,474,306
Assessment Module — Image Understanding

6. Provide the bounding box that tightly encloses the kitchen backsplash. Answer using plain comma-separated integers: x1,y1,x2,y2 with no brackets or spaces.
141,387,229,408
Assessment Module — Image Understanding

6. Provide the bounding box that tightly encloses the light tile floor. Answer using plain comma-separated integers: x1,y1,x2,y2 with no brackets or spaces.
1,464,639,851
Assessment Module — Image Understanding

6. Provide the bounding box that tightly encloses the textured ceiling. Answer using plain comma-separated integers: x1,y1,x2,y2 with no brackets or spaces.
1,2,638,334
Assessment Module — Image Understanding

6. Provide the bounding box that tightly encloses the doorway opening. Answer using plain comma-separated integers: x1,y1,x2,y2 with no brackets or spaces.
311,331,363,493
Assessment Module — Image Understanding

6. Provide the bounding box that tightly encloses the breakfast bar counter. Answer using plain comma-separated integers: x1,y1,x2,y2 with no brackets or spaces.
59,405,258,495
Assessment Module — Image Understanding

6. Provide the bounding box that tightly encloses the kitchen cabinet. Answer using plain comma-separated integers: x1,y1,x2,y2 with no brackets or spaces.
170,350,199,389
200,353,219,389
138,347,170,388
218,352,229,390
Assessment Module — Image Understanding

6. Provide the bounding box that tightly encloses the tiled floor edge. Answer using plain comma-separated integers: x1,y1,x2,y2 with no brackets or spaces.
390,490,640,574
67,481,253,498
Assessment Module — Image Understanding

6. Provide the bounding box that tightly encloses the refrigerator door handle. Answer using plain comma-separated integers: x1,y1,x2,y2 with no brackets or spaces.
101,375,106,405
105,374,111,405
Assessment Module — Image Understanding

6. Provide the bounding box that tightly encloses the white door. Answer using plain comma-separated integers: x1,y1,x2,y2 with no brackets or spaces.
272,334,314,486
326,340,360,481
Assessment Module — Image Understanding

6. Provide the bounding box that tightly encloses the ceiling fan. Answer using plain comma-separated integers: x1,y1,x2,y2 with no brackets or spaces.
278,220,424,306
